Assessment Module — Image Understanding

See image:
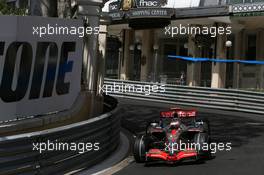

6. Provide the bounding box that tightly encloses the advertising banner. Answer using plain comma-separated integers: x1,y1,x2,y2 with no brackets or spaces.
0,16,83,122
108,0,201,12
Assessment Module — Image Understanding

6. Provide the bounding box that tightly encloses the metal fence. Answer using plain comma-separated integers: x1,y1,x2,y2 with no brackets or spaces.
104,78,264,115
0,96,120,175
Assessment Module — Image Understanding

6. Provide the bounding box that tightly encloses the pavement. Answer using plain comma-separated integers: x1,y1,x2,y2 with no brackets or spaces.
76,132,131,175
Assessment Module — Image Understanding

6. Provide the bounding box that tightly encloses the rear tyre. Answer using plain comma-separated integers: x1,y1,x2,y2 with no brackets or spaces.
194,132,211,159
134,135,146,163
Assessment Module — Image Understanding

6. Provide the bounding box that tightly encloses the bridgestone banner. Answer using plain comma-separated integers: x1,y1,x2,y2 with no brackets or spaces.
0,16,83,122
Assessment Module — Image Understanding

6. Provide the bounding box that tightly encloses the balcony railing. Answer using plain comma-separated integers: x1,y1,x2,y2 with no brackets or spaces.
228,0,264,4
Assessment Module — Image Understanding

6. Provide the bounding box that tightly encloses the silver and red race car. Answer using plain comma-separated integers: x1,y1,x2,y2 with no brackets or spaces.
133,108,211,164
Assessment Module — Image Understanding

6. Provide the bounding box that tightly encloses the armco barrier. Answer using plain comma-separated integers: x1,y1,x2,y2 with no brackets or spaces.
104,78,264,115
0,96,120,175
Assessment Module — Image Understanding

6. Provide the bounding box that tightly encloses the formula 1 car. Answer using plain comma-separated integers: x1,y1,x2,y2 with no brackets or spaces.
133,108,211,164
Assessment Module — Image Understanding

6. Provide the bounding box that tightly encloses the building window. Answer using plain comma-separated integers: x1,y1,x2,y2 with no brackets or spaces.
246,34,256,61
105,37,121,79
228,0,244,4
244,0,252,3
228,0,264,3
162,39,187,84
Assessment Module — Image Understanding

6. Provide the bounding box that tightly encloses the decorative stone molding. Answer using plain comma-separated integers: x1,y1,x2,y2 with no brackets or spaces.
232,2,264,13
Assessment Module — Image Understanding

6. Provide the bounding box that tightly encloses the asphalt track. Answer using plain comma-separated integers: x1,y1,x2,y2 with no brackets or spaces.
115,99,264,175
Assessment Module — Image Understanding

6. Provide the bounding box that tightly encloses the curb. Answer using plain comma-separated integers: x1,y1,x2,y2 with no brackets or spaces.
76,131,132,175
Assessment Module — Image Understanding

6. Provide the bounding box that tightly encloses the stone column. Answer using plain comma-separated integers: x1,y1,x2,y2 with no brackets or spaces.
257,29,264,89
120,29,134,80
211,26,227,88
78,2,101,93
233,31,243,89
239,30,247,88
98,25,107,94
140,30,154,81
186,35,201,86
77,0,103,116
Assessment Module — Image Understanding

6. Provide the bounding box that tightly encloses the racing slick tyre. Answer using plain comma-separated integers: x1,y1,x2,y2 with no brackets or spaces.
134,135,147,163
194,132,211,160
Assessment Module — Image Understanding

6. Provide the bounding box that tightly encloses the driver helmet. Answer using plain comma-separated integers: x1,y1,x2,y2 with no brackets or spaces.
169,120,180,130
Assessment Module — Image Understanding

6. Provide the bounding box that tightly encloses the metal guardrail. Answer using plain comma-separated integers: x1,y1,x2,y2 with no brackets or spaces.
104,78,264,115
0,96,120,175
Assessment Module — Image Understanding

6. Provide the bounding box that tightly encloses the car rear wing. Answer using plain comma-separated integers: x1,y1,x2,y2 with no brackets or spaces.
160,108,197,118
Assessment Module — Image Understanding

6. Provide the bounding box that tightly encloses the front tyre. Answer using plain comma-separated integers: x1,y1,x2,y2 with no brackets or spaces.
133,135,147,163
194,132,211,159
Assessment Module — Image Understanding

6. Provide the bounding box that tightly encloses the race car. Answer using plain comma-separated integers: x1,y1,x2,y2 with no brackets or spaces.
133,108,211,164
